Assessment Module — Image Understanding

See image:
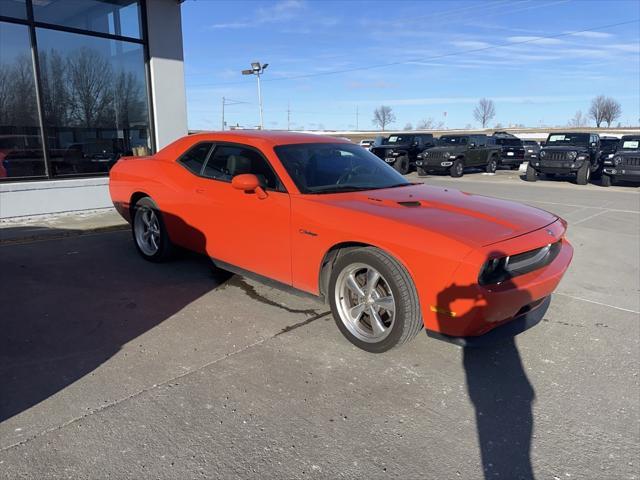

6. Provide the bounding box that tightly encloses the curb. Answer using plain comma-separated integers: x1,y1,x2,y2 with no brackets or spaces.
0,223,129,246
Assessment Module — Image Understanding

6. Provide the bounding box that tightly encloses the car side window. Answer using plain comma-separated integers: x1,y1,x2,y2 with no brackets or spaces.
178,142,213,175
203,144,282,191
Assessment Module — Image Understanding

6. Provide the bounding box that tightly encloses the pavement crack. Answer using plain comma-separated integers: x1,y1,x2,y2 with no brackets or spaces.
276,311,331,336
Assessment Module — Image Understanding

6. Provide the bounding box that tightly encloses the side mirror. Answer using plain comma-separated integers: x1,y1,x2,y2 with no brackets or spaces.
231,173,267,199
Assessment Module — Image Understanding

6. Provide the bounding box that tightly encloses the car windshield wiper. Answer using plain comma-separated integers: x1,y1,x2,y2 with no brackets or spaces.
310,185,376,194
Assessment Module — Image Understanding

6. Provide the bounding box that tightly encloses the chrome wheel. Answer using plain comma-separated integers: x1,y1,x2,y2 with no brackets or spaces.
334,263,396,343
134,207,161,256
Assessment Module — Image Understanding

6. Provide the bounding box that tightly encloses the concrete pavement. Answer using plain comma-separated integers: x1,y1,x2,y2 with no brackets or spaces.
1,171,638,479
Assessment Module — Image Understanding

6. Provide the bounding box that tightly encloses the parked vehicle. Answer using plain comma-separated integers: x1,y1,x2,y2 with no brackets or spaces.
369,133,435,174
359,139,374,148
416,134,502,177
491,131,525,169
110,131,573,352
523,140,541,161
526,132,601,185
601,135,640,186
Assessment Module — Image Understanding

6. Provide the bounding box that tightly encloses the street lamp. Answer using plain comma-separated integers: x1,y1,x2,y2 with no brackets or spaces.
242,61,268,129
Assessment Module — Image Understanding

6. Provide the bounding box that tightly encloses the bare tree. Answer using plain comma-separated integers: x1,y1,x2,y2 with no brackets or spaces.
602,98,621,127
473,98,495,128
568,110,587,127
372,105,395,131
416,117,444,130
589,95,608,127
404,122,413,131
67,47,113,126
39,49,71,127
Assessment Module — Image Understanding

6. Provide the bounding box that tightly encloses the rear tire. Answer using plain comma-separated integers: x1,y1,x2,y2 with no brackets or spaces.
131,196,173,262
576,162,590,185
486,157,498,173
450,158,464,178
393,155,410,175
329,247,422,353
601,174,612,187
525,164,538,182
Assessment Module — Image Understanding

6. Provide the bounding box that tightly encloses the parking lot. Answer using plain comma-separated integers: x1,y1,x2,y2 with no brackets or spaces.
1,171,638,479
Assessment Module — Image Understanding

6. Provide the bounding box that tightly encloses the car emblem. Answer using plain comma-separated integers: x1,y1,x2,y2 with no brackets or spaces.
546,229,554,237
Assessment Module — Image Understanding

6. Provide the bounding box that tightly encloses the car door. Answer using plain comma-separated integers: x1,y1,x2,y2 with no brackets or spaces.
192,143,292,285
468,136,483,166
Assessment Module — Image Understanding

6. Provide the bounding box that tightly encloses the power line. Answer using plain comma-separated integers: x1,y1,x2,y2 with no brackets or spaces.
189,19,639,88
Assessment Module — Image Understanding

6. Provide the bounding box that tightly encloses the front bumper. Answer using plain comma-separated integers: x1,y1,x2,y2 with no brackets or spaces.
416,160,453,171
421,219,573,339
603,167,640,179
532,159,585,174
426,296,550,347
500,155,524,166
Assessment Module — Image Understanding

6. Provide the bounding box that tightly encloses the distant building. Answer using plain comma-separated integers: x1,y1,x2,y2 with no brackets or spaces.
0,0,187,218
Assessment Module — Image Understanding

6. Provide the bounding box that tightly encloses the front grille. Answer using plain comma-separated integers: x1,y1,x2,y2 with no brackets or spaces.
544,151,568,161
479,241,562,285
623,156,640,167
425,151,448,161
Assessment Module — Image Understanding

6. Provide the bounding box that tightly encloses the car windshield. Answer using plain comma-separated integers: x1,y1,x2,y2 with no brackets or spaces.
382,135,413,145
600,139,619,150
620,137,640,150
439,136,468,145
494,138,521,146
275,143,410,194
546,133,590,146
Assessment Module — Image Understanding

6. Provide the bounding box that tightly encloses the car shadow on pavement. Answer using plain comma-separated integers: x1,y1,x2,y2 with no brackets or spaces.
0,226,228,424
435,255,536,480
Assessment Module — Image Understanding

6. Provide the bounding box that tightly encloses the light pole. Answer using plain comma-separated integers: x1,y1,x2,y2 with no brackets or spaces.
242,61,268,129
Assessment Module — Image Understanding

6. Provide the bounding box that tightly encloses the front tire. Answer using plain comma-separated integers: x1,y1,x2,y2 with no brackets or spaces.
450,158,464,178
329,247,422,353
576,162,590,185
525,164,538,182
394,155,410,175
601,174,612,187
132,196,173,262
417,166,427,177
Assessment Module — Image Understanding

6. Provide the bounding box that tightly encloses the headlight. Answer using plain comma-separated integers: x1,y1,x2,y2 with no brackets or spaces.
392,152,399,157
577,155,587,160
424,152,429,156
479,257,509,285
614,156,622,166
567,151,577,161
540,150,546,157
527,149,534,153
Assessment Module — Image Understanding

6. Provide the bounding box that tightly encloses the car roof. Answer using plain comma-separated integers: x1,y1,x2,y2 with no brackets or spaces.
187,130,351,147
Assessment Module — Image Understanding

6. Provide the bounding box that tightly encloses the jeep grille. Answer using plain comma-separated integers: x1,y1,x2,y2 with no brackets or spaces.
623,156,640,167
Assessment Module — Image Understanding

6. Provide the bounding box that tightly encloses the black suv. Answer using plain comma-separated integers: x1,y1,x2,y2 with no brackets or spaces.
526,132,601,185
416,134,502,178
492,131,525,169
370,133,435,174
601,135,640,186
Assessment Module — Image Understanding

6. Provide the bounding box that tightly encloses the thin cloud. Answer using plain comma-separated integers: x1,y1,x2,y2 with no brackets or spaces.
210,0,305,29
569,31,613,39
507,36,564,45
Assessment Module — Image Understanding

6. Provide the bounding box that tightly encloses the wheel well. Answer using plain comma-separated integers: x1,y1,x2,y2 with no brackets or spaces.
318,242,372,301
129,191,149,220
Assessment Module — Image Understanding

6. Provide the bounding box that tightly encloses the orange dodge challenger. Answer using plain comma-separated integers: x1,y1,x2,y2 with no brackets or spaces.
110,131,573,353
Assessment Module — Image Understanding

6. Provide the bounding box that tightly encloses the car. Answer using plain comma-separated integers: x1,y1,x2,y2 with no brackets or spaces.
523,140,541,161
491,131,525,169
600,135,640,187
109,131,573,353
359,139,374,148
526,132,601,185
416,134,502,178
369,133,435,174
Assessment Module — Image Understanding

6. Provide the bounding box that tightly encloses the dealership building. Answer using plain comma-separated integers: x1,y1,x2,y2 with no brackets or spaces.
0,0,187,218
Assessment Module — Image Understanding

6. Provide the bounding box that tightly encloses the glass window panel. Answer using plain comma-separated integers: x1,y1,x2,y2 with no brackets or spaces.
33,0,141,39
36,28,151,177
0,22,46,180
0,0,26,19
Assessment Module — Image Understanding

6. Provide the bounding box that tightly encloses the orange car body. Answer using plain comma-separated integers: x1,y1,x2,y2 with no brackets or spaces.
109,131,573,341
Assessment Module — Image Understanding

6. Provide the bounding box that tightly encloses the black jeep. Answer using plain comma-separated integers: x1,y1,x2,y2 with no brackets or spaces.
526,132,601,185
370,133,435,174
416,134,502,178
491,131,525,169
601,135,640,187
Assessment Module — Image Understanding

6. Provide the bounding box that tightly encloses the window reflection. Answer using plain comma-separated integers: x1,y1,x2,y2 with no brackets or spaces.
37,28,151,176
0,22,46,179
0,0,26,19
33,0,141,39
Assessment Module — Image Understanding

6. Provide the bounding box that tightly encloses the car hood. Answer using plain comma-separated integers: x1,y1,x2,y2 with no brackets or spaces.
307,184,557,247
541,145,588,153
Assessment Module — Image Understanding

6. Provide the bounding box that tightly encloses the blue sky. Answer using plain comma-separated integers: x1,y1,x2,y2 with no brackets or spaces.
181,0,640,131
